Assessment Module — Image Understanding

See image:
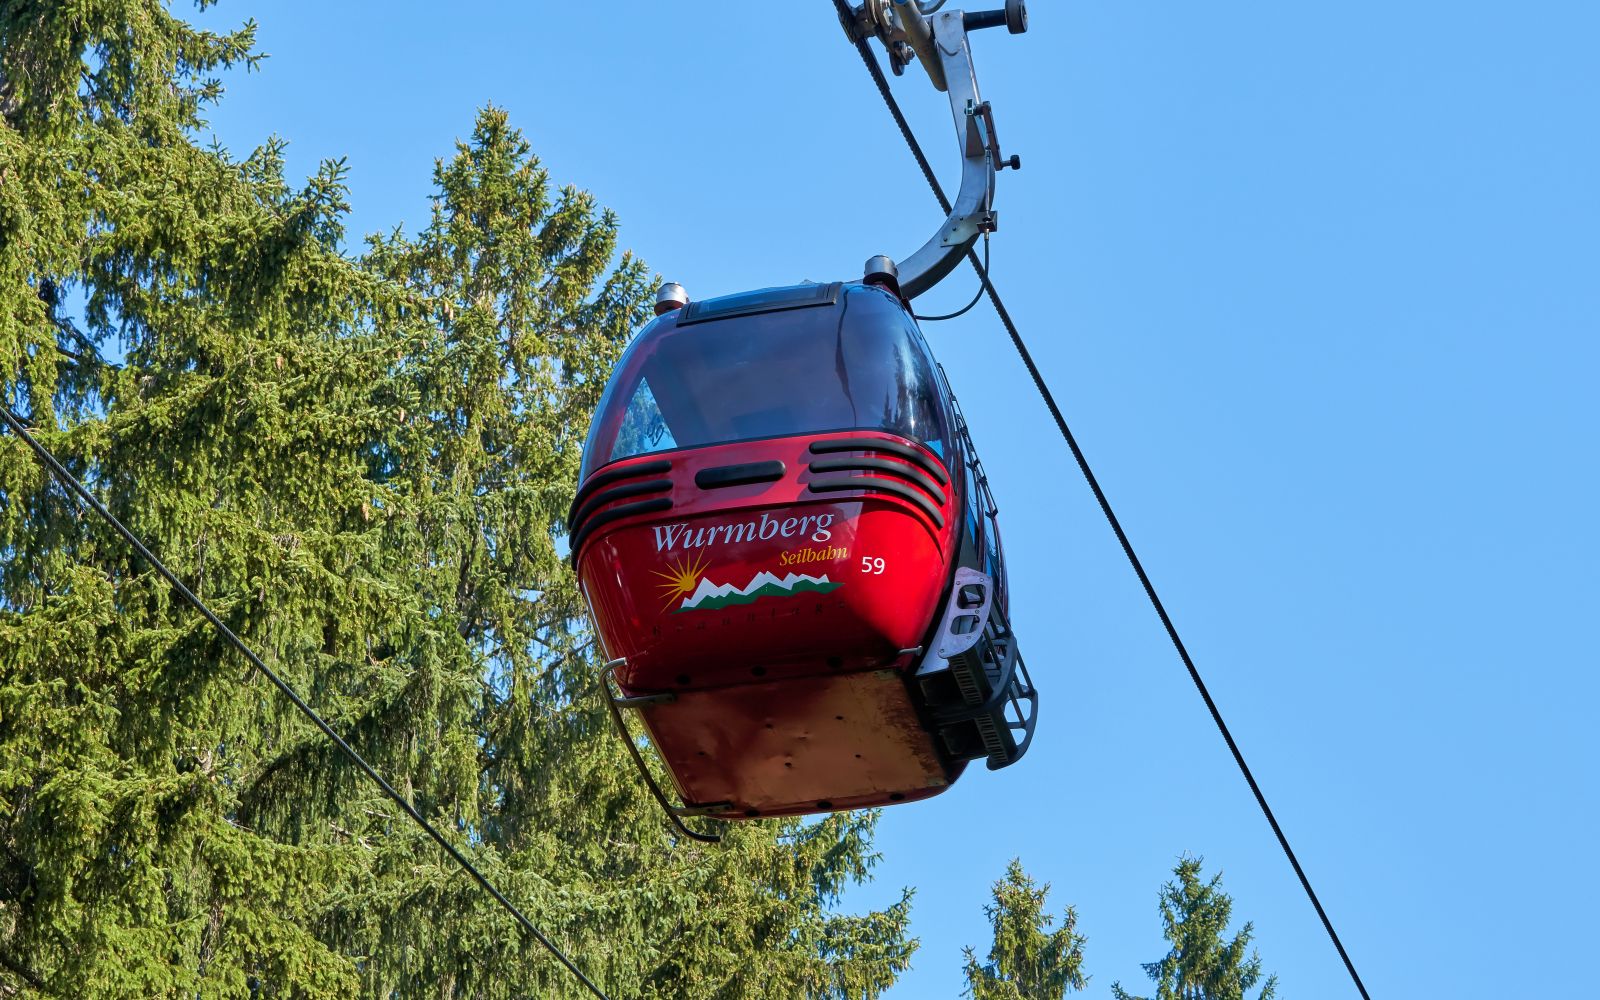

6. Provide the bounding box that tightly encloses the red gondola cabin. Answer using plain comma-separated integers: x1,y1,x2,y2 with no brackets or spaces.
572,280,1035,822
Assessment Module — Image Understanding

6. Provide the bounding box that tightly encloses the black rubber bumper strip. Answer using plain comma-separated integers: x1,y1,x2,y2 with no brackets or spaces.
569,479,673,537
570,497,674,561
807,475,946,529
695,460,786,490
807,456,946,507
569,459,673,525
808,437,950,486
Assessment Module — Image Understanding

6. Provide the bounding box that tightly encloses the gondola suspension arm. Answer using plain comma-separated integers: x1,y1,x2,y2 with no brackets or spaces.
843,0,1027,299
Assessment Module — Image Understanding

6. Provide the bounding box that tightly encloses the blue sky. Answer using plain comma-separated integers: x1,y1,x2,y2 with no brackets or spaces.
190,2,1598,996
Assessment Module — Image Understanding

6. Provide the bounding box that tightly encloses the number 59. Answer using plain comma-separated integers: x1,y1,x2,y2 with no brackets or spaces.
860,557,886,575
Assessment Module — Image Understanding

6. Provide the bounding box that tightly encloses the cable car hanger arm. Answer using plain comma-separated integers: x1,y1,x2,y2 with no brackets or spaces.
841,0,1026,299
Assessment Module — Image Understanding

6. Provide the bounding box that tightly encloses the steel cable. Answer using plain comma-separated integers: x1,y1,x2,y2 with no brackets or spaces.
0,406,611,1000
829,4,1373,996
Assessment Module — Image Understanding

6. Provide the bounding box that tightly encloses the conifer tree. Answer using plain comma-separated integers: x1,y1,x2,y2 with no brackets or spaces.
0,3,914,996
962,859,1087,999
1112,857,1277,1000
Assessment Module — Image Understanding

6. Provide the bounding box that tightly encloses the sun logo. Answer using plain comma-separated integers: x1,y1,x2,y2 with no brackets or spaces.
653,552,709,612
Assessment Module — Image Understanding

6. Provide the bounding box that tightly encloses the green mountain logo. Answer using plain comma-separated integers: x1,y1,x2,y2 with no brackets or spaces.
676,571,842,613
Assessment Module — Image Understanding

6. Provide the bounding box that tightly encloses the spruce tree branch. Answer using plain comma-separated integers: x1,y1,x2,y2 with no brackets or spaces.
0,946,51,996
50,318,108,367
237,658,453,817
37,285,119,373
0,843,35,904
236,743,313,815
236,701,397,819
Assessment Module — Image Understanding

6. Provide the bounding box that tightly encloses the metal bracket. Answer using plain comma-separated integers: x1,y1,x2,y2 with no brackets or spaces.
598,658,725,844
917,566,994,675
613,691,677,709
856,3,1026,299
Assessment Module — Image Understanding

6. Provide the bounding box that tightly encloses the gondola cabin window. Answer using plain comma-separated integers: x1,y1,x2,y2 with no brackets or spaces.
583,284,949,477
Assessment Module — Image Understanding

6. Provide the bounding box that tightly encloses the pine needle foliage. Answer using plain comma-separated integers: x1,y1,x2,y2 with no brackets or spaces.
962,858,1086,1000
1111,857,1277,1000
0,3,915,997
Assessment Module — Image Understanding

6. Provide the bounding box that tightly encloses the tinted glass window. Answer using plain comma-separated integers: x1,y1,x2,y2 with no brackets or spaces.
581,285,948,479
610,377,677,462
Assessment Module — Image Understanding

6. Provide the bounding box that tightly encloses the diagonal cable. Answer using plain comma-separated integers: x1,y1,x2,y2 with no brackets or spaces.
0,406,611,1000
829,4,1372,996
